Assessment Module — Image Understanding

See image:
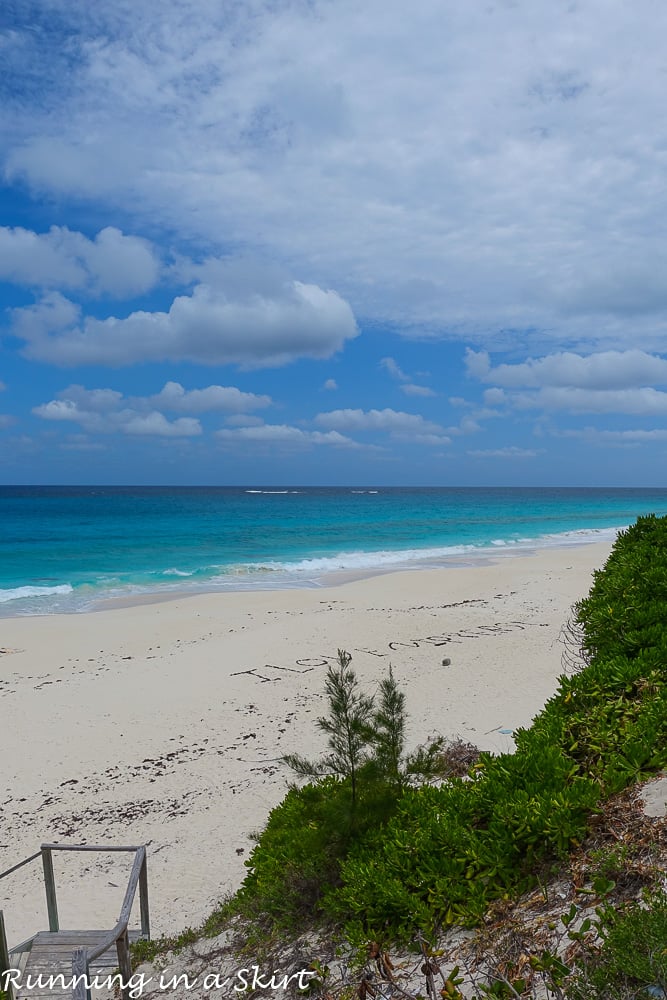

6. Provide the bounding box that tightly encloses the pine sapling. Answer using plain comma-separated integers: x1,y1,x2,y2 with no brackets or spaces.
282,649,374,810
370,664,407,789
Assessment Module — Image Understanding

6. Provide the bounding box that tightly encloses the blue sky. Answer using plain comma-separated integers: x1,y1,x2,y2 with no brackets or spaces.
2,0,667,485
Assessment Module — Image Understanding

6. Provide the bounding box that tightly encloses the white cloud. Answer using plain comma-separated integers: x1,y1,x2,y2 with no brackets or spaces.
515,386,667,415
14,279,358,368
472,407,503,421
150,381,271,413
599,428,667,441
123,412,201,437
459,416,482,435
12,292,80,341
465,348,667,390
215,424,362,448
7,2,667,349
464,350,492,380
0,226,159,297
29,383,262,436
380,357,409,381
464,348,667,416
34,395,203,437
380,356,435,397
560,426,667,443
468,446,541,459
401,383,436,397
322,378,338,391
34,399,86,422
315,407,450,443
0,414,14,429
58,385,124,412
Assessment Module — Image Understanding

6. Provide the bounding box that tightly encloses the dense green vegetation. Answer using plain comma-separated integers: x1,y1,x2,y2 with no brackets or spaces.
568,888,667,999
236,514,667,945
237,652,448,927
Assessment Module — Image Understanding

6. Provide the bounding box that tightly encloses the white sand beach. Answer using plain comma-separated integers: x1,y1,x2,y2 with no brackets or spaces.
0,541,611,948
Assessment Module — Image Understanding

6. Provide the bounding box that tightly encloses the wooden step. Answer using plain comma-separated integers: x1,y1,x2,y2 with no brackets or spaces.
15,930,144,999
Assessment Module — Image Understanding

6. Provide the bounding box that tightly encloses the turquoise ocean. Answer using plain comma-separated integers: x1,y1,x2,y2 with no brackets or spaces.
2,486,667,616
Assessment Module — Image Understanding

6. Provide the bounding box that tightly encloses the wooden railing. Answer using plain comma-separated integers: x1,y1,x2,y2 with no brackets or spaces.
0,843,150,1000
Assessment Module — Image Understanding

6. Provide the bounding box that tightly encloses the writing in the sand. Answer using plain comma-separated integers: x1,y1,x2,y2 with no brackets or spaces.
303,622,531,659
1,965,316,997
230,621,536,683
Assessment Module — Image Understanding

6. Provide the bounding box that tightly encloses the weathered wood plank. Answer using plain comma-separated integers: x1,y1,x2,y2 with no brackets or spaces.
0,910,15,1000
40,845,141,854
21,931,143,969
71,947,89,1000
10,844,150,1000
16,988,95,997
0,852,42,882
41,850,59,933
139,857,150,940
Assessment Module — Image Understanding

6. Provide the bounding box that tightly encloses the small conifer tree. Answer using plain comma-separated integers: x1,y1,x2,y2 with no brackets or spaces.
283,651,448,807
369,664,446,789
281,649,374,808
370,664,406,788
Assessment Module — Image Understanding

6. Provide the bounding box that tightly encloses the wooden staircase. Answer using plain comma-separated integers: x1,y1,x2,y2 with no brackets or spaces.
1,844,150,1000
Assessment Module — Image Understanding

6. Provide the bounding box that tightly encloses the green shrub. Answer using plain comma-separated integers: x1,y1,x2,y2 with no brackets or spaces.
239,514,667,941
237,776,350,926
569,889,667,999
238,652,449,928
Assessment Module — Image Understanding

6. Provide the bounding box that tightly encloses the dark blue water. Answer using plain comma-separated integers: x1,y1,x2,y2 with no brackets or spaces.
2,486,666,615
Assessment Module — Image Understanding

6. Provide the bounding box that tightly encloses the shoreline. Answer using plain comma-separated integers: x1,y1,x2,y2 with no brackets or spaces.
1,539,612,947
0,526,622,619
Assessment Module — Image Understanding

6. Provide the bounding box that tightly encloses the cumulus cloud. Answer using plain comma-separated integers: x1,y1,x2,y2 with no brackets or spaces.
322,378,338,391
13,280,358,368
465,348,667,390
315,407,450,443
56,385,123,412
483,388,507,406
516,387,667,415
6,2,667,348
464,348,667,417
150,381,271,413
468,446,541,459
380,357,409,381
12,292,80,341
215,424,362,448
457,416,482,435
401,383,436,398
34,394,202,437
598,428,667,442
123,412,201,437
6,0,667,359
380,357,435,397
0,225,159,297
560,427,667,443
34,399,82,422
29,382,276,436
